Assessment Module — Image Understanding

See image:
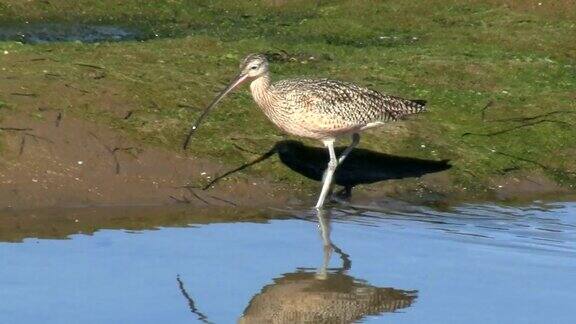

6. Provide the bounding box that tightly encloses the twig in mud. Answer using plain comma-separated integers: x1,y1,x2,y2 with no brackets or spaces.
32,107,64,127
491,110,576,123
87,132,133,175
480,100,494,121
111,151,121,174
11,132,54,156
176,275,213,324
491,152,571,185
177,103,196,109
201,146,277,190
65,83,90,94
19,136,25,156
494,150,552,171
112,147,138,155
520,176,545,187
207,194,237,206
169,195,191,204
232,143,261,155
462,119,572,137
0,127,33,131
463,143,574,181
498,166,521,174
87,131,100,140
177,184,201,190
108,147,139,174
10,93,38,97
185,187,211,205
55,112,63,127
24,132,54,144
74,63,105,70
21,57,59,63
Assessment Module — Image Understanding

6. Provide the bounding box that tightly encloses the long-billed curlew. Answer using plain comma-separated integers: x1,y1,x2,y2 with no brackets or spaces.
184,53,427,209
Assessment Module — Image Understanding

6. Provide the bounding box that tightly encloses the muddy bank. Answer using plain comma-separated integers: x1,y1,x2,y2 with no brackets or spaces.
0,112,297,209
0,204,291,242
0,109,570,210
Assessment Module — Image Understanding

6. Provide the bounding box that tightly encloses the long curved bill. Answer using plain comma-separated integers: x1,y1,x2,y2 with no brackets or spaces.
182,73,248,150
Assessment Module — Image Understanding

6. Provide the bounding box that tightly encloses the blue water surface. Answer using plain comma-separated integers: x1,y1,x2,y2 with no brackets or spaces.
0,202,574,323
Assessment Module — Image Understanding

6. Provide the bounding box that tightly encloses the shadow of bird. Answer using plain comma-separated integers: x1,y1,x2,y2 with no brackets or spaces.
276,140,451,196
199,140,451,200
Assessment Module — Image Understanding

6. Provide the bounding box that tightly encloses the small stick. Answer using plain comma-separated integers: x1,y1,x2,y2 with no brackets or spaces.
55,112,63,127
0,127,33,131
74,63,105,70
11,93,37,97
19,136,26,156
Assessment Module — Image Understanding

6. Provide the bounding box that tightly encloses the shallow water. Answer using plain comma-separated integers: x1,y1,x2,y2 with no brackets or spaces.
0,201,574,323
0,23,140,44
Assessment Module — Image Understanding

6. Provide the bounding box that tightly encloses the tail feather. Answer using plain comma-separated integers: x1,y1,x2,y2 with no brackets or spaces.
380,96,428,121
399,99,427,118
410,99,427,108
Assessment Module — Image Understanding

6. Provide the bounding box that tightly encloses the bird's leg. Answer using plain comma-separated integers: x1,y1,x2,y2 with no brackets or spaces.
316,208,333,280
338,133,360,164
315,139,338,209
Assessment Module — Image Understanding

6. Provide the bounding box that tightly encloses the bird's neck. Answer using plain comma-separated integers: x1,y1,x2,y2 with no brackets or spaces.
249,74,275,110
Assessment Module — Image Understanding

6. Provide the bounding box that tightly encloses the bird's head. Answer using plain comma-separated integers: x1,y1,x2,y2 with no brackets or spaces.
239,53,269,79
207,53,269,97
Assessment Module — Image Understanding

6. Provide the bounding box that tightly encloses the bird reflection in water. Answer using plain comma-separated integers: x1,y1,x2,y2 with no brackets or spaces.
177,209,418,323
239,209,417,323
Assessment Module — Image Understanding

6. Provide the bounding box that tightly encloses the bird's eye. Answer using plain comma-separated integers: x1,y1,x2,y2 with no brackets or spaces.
250,65,258,70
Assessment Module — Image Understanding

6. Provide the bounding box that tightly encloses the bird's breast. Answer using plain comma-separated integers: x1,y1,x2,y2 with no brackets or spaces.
250,79,361,140
252,91,296,131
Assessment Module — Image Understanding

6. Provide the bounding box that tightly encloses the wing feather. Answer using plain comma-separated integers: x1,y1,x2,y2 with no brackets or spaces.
272,79,426,132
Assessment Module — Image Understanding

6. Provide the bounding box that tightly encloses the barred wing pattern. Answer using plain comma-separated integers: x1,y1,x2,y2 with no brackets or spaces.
273,79,426,135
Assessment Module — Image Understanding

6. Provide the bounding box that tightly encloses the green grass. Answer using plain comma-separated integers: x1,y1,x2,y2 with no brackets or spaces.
1,0,575,195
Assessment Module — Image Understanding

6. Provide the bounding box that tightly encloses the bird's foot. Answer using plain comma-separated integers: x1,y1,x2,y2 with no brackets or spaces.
328,187,351,205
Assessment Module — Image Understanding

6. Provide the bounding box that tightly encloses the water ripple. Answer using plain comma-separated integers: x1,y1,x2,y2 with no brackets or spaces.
314,201,576,255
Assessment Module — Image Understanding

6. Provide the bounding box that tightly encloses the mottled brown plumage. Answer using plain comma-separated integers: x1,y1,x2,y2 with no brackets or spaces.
245,54,426,140
239,271,416,323
184,53,428,208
